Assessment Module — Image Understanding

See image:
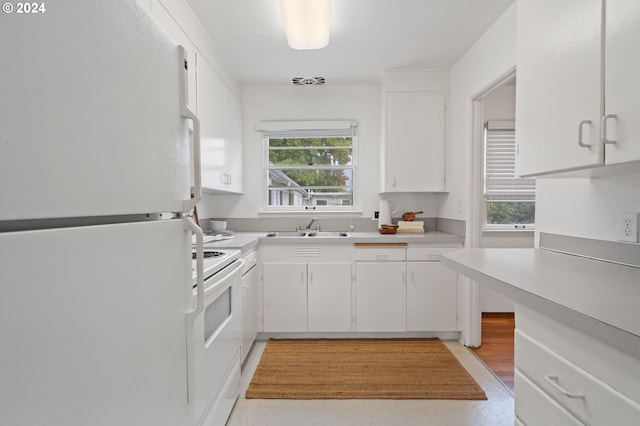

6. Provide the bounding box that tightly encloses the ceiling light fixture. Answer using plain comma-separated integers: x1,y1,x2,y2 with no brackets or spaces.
279,0,331,50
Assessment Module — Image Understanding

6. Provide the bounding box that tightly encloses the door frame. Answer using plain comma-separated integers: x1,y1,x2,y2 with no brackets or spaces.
460,67,516,348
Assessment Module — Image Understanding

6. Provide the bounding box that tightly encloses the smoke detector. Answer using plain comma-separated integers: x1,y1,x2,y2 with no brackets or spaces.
293,76,326,86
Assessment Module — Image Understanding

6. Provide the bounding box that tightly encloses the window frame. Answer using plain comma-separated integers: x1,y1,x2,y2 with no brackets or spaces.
258,121,359,214
482,120,536,231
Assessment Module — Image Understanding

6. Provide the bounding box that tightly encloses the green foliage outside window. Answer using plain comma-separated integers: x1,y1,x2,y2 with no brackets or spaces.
486,202,535,225
267,136,354,207
269,137,352,187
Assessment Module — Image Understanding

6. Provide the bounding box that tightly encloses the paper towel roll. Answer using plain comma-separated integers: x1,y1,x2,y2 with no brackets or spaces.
378,200,397,227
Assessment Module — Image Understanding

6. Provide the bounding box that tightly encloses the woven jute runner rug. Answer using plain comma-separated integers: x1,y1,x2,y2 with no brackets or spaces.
245,338,487,400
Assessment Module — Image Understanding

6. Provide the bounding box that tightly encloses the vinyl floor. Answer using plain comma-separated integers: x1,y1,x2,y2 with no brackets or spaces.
228,339,514,426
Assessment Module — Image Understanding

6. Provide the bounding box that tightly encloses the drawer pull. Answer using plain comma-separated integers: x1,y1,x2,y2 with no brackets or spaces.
544,375,585,399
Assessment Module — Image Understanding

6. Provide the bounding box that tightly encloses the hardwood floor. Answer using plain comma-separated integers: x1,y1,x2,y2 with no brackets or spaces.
471,313,515,392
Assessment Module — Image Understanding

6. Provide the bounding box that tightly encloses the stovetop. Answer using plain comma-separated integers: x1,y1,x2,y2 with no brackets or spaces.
191,248,241,285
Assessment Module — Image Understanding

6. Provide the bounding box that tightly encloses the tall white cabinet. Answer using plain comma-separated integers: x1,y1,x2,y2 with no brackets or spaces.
516,0,640,176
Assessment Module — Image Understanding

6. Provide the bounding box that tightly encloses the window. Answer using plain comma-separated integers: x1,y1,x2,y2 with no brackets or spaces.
258,121,357,212
484,120,535,228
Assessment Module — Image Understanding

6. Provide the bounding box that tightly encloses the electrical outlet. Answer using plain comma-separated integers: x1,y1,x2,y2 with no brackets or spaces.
620,212,639,243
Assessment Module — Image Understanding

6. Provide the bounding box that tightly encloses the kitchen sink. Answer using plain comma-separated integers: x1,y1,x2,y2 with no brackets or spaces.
305,231,351,237
264,231,352,238
264,231,307,237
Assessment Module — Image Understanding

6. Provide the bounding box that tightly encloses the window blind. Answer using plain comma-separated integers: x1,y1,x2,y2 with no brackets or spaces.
484,121,535,202
256,120,357,138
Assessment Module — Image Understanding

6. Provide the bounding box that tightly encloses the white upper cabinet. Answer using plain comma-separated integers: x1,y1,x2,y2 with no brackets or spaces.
381,70,448,192
516,0,640,176
223,88,244,193
515,0,603,176
604,0,640,165
197,59,243,193
151,0,243,194
383,93,446,192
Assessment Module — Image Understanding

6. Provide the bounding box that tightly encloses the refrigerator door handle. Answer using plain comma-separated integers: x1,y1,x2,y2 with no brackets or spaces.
183,215,202,403
179,46,202,213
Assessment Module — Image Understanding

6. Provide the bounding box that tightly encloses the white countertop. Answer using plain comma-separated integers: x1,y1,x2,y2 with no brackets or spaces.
441,248,640,359
201,231,464,252
202,232,266,253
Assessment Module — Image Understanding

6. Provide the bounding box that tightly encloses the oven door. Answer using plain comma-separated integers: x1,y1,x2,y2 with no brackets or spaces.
191,258,244,423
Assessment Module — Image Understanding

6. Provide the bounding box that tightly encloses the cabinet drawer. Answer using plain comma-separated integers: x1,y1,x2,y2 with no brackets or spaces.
516,330,640,425
406,247,457,261
354,247,405,261
515,370,583,426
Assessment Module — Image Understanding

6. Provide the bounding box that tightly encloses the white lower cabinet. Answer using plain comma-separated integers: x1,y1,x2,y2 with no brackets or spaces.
240,251,260,363
307,263,352,332
261,245,353,333
515,303,640,426
262,243,459,334
406,261,457,331
514,370,584,426
262,263,308,332
353,245,459,333
355,262,407,332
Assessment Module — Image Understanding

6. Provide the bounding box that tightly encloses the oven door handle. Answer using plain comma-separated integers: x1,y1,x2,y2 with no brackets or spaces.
203,259,245,299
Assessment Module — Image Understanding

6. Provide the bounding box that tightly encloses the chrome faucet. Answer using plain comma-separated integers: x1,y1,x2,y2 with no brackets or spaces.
305,218,318,230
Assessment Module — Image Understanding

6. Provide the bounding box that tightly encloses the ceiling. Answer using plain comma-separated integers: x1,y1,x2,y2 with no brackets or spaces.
185,0,514,85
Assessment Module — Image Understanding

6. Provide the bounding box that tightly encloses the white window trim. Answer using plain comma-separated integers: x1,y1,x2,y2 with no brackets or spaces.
483,120,535,231
258,120,360,214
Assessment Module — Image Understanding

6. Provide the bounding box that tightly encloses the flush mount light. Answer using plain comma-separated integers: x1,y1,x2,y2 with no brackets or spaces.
279,0,330,50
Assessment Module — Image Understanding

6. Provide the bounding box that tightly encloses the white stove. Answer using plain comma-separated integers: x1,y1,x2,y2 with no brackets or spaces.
191,248,241,285
189,246,243,425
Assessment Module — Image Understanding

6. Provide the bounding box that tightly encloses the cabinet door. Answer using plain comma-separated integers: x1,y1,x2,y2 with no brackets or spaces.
307,263,352,332
385,93,445,192
262,263,307,332
406,262,457,331
223,88,244,193
604,0,640,164
240,265,259,363
196,56,227,191
515,370,584,426
515,0,603,176
355,262,406,332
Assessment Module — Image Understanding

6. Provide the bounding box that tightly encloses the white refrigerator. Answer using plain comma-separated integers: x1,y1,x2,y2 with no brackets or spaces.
0,1,203,425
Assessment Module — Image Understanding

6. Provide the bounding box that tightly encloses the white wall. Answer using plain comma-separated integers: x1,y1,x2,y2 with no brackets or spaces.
438,3,517,229
536,173,640,243
439,3,518,315
483,84,515,120
203,84,442,219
